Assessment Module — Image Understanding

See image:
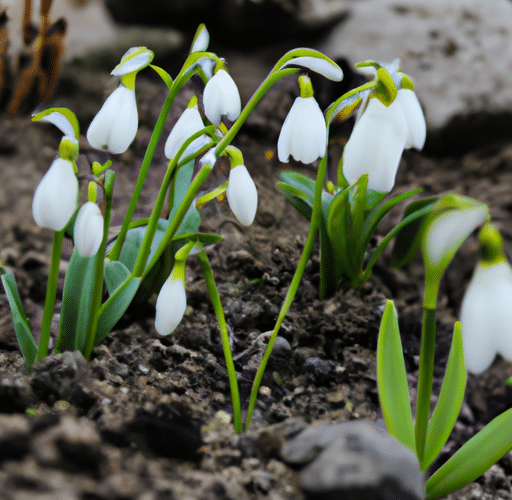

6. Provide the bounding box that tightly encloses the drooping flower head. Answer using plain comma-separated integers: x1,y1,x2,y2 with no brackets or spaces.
87,47,154,154
277,74,327,164
460,224,512,374
74,201,104,258
203,67,241,126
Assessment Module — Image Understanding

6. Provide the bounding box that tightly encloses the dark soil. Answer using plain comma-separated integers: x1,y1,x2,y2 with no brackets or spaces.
1,47,512,500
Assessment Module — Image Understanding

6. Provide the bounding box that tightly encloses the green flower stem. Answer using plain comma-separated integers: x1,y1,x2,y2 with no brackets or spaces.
36,228,65,361
244,153,329,430
415,306,437,463
215,68,299,156
198,248,242,433
83,171,115,360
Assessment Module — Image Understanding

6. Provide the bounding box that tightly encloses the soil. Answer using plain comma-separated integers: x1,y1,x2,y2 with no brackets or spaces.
1,46,512,500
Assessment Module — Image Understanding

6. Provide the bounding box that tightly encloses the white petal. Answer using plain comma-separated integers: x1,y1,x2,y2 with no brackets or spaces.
226,165,258,226
36,111,77,139
281,56,343,81
396,89,426,150
32,158,78,231
191,25,210,53
87,85,138,154
203,70,241,126
155,277,187,335
111,47,154,76
461,261,512,373
74,202,104,258
342,97,407,192
425,208,488,268
164,106,207,160
277,97,326,164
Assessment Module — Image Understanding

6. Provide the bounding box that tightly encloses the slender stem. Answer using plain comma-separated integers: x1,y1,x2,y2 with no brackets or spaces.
199,249,242,433
415,307,437,462
244,154,329,430
83,172,114,360
36,228,65,361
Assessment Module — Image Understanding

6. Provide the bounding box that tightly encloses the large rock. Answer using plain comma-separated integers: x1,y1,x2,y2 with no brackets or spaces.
281,420,424,500
319,0,512,151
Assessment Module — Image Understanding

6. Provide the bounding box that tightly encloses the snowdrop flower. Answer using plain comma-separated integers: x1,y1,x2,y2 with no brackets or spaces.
342,96,408,192
32,157,78,231
226,164,258,226
396,89,426,150
74,202,104,258
203,69,241,126
190,24,209,53
460,224,512,374
164,97,210,161
154,271,187,336
277,75,326,164
86,83,138,154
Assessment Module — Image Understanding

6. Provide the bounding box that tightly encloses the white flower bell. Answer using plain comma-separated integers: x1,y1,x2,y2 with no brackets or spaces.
460,224,512,374
226,164,258,226
277,75,326,164
342,96,408,192
155,272,187,336
74,202,104,258
87,84,138,154
203,69,241,126
164,97,210,161
32,158,78,231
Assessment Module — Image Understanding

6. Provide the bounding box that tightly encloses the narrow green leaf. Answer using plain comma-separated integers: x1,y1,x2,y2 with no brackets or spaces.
377,300,416,452
56,250,97,353
95,277,141,345
391,197,437,268
426,407,512,499
104,260,131,296
149,64,173,89
279,170,316,201
350,174,368,243
0,267,37,369
422,321,466,471
277,182,313,221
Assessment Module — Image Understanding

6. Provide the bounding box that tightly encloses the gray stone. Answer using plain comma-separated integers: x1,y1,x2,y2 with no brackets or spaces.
319,0,512,139
281,420,424,500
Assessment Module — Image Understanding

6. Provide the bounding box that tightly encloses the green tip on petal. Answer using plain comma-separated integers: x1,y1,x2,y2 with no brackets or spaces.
111,47,154,76
479,223,506,266
298,74,314,98
58,136,79,162
373,67,398,106
400,74,415,91
187,96,199,109
32,107,80,141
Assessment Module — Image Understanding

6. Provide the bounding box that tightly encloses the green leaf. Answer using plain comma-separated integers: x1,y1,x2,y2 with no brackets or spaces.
279,171,316,201
377,300,415,452
422,321,466,471
56,250,97,353
95,277,141,345
0,267,37,369
391,197,437,268
104,260,131,296
425,407,512,499
277,182,313,221
150,64,173,89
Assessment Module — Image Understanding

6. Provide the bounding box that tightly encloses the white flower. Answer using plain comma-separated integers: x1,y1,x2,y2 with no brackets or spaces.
32,158,78,231
74,202,104,258
277,96,326,164
226,164,258,226
111,47,154,76
279,55,343,81
460,261,512,374
342,88,426,192
164,104,209,161
342,96,408,192
154,275,187,336
87,84,138,154
203,70,241,126
191,24,209,53
395,89,426,149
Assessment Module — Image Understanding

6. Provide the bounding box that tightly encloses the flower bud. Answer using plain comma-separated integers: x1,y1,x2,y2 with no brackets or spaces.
74,202,104,257
226,164,258,226
32,158,78,231
155,274,187,336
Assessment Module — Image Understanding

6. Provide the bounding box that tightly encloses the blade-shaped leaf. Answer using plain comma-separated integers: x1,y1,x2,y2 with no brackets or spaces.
391,197,437,268
425,407,512,500
95,277,141,345
377,300,415,452
104,260,131,296
56,250,97,353
279,170,316,201
0,267,37,369
277,182,313,221
422,321,466,471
